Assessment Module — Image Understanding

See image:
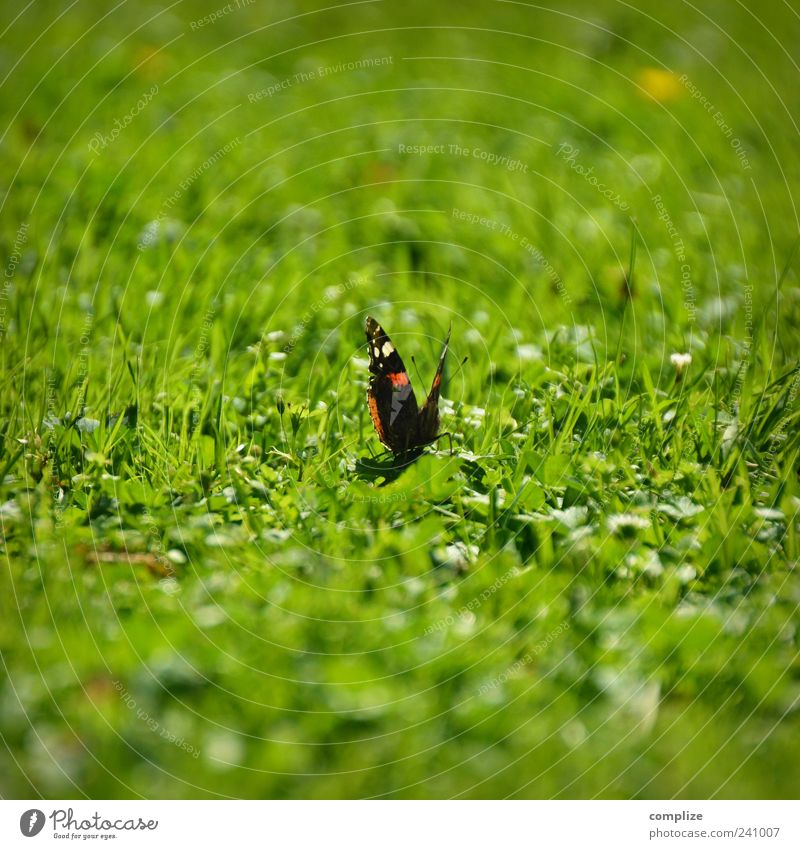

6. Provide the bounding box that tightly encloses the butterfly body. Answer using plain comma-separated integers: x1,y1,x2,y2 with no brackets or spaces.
365,315,450,456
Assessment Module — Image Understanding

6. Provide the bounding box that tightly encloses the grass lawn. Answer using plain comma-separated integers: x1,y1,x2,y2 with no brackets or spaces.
1,0,799,798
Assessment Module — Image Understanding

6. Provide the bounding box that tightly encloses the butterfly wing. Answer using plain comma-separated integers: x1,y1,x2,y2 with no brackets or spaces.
416,324,451,444
365,316,419,454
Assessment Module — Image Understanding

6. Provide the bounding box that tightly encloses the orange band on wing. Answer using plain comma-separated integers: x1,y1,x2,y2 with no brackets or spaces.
388,372,410,386
368,393,386,442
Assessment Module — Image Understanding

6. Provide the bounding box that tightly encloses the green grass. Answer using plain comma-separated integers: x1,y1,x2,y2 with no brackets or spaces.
1,0,800,798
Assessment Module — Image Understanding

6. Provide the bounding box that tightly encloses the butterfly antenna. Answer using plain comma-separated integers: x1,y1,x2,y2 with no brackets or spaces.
410,355,425,386
451,355,469,378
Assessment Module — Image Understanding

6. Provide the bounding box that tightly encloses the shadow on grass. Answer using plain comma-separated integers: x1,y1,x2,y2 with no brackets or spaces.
354,450,424,485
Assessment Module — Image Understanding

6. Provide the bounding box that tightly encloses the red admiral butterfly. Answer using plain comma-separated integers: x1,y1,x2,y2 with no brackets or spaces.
365,315,451,456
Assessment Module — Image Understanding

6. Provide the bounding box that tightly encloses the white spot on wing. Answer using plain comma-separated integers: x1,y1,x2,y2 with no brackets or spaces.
381,341,394,357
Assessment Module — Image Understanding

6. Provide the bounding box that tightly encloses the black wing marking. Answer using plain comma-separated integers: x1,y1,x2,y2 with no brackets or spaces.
417,324,450,444
365,316,419,453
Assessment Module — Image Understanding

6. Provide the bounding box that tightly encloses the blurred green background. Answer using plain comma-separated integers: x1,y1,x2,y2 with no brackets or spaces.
1,0,799,798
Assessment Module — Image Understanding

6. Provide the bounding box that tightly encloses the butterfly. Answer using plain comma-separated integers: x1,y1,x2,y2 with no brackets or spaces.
365,315,451,457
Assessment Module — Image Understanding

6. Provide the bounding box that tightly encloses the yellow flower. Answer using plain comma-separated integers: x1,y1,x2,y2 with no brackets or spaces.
636,67,683,103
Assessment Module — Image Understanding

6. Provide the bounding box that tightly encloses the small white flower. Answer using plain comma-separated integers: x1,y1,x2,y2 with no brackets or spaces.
516,343,542,362
607,513,650,534
670,352,692,372
0,500,22,520
439,396,455,416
